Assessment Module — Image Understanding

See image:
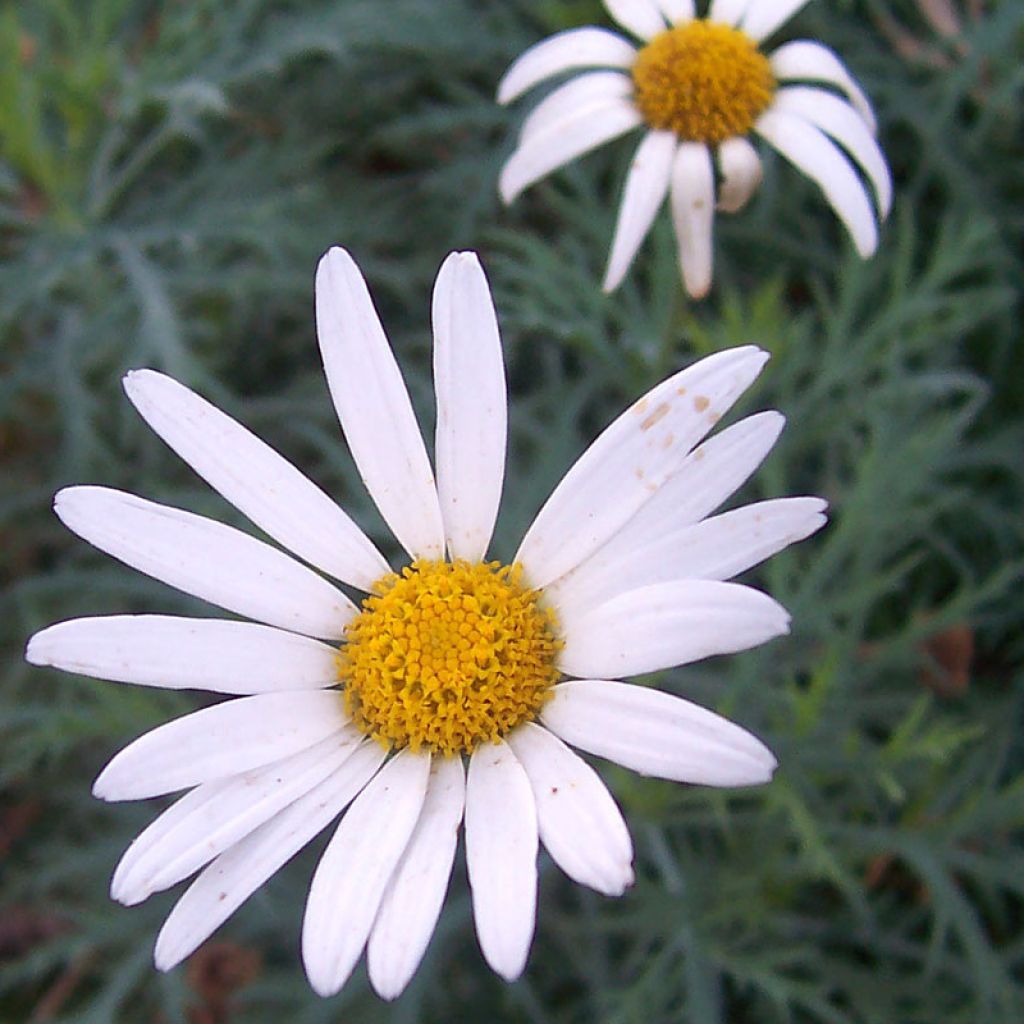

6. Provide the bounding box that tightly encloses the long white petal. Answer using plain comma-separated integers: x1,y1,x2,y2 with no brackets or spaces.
94,691,350,801
546,410,784,606
54,487,354,640
716,136,763,214
316,248,445,561
756,108,878,257
367,757,465,1000
548,496,825,614
603,0,666,40
670,142,716,299
498,28,637,104
519,71,633,146
603,130,676,293
558,579,790,678
542,679,777,786
709,0,752,27
772,86,892,216
500,99,643,204
507,723,633,897
123,370,389,590
302,750,431,998
113,732,363,904
465,740,537,981
26,615,338,694
432,252,507,563
656,0,695,25
516,347,769,589
154,741,385,971
742,0,812,42
769,40,877,134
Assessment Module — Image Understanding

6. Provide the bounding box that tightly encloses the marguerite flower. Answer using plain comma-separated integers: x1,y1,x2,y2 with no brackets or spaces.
26,248,825,1000
498,0,892,297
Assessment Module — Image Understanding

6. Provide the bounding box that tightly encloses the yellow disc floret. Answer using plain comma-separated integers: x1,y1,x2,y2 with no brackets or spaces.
631,21,775,144
338,559,562,756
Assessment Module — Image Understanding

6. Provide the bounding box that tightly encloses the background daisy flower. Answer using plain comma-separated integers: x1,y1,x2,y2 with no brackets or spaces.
26,249,823,1000
498,0,892,297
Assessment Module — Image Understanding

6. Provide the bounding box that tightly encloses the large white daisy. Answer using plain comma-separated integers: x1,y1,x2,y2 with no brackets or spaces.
26,248,825,1000
498,0,892,298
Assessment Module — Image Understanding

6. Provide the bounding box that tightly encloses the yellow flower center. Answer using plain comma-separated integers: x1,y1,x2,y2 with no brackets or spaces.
338,559,562,756
631,21,775,144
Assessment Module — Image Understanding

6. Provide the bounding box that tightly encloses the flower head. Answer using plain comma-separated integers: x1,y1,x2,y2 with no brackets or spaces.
26,249,825,999
498,0,892,297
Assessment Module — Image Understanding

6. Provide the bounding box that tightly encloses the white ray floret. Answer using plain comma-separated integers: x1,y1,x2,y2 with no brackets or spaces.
26,248,824,1002
302,750,431,997
432,253,507,563
367,756,466,999
124,369,389,590
507,723,634,897
498,0,891,296
465,740,538,980
25,615,339,694
154,741,386,971
93,691,353,801
542,679,778,786
316,247,445,562
55,486,355,639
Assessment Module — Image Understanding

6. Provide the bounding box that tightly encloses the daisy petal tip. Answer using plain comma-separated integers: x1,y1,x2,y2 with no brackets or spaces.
153,947,178,974
686,278,712,301
315,245,358,287
23,632,47,666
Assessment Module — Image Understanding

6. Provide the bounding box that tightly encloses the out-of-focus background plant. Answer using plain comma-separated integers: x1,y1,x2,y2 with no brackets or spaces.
2,1,1022,1021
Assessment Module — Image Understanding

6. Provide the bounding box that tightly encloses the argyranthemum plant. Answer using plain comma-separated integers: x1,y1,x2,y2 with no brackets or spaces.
25,249,825,1000
498,0,892,297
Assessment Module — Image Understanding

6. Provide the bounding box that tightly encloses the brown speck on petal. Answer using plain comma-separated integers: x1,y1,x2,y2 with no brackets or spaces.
694,396,710,412
640,402,670,431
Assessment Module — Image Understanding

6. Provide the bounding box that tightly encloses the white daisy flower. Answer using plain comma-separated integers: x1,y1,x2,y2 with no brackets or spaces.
25,248,825,1000
498,0,892,298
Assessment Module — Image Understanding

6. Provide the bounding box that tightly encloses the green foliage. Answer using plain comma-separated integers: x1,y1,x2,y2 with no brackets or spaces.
2,0,1022,1022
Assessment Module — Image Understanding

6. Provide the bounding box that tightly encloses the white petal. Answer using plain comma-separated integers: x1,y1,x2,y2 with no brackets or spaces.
542,679,777,786
558,579,790,678
507,723,633,897
670,142,716,299
432,252,507,563
302,750,431,998
756,108,878,257
497,28,637,104
316,248,445,561
516,346,769,589
772,86,892,217
742,0,812,42
154,741,385,971
519,71,633,146
716,136,763,214
367,757,466,1001
465,740,537,981
602,0,666,40
54,487,354,640
113,732,363,904
94,690,350,801
500,98,643,204
123,370,389,591
769,40,877,134
709,0,752,27
656,0,695,25
548,495,825,614
26,615,338,694
547,411,785,606
603,130,676,293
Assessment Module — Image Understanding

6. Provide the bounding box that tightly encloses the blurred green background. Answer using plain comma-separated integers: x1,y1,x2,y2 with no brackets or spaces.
2,0,1023,1021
